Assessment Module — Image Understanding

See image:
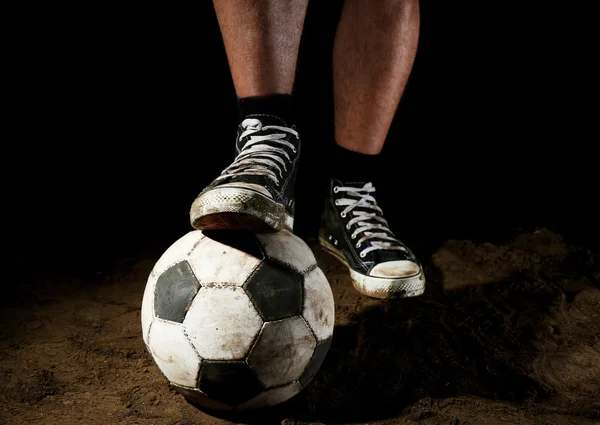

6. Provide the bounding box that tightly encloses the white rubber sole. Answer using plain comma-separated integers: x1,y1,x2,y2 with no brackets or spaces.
319,236,426,299
190,186,293,232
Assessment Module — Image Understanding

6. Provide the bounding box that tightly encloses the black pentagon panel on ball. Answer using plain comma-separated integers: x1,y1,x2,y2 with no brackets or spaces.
243,261,303,321
299,336,332,388
154,260,201,323
202,230,265,260
198,361,263,406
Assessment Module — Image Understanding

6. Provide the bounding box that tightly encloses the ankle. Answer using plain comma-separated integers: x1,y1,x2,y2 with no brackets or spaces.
237,94,295,126
329,143,380,185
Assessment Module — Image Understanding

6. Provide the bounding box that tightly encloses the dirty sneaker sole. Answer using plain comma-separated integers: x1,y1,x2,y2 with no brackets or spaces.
319,236,426,299
190,186,293,233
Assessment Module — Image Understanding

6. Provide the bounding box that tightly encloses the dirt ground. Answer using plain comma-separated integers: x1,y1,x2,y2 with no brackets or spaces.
1,227,599,425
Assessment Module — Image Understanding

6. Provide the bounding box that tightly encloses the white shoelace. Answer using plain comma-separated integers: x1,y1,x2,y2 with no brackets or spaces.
335,183,407,258
216,118,299,185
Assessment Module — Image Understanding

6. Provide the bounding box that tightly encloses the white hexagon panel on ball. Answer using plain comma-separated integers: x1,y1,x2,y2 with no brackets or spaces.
256,230,317,273
302,266,335,342
184,286,263,361
147,318,202,388
247,316,317,388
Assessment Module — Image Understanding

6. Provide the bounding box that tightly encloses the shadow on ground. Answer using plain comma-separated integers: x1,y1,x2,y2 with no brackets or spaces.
215,229,600,425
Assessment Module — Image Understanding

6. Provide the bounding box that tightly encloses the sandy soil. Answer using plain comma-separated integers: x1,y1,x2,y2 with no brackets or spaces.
1,228,599,425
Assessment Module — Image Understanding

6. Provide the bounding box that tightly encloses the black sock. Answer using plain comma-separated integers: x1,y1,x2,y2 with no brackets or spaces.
237,94,294,126
330,143,380,185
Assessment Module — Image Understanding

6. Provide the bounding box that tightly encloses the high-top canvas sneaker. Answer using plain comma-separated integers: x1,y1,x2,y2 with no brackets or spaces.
318,179,426,299
190,115,300,232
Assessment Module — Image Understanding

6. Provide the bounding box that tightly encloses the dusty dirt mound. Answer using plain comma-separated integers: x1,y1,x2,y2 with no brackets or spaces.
1,228,598,425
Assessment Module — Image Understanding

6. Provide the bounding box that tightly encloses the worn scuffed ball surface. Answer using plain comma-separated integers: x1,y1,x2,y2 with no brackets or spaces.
141,229,335,411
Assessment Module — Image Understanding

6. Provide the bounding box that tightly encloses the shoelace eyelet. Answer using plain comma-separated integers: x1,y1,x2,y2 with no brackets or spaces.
335,200,340,206
360,252,366,258
346,224,351,230
356,242,361,248
340,212,346,218
333,186,339,193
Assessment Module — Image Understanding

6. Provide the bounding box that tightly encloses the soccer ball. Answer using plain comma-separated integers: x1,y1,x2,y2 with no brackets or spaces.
140,229,335,411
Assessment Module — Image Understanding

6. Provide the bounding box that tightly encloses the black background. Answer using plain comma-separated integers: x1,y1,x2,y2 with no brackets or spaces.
5,1,597,263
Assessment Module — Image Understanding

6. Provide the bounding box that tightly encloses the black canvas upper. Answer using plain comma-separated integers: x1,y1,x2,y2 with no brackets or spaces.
199,114,301,217
319,178,419,276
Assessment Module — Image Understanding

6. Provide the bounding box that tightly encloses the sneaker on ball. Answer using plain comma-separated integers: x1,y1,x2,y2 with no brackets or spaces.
190,115,300,232
318,179,426,299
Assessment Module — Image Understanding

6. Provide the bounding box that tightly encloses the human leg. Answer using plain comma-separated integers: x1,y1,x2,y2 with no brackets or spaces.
190,0,309,232
333,0,419,156
319,0,424,298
